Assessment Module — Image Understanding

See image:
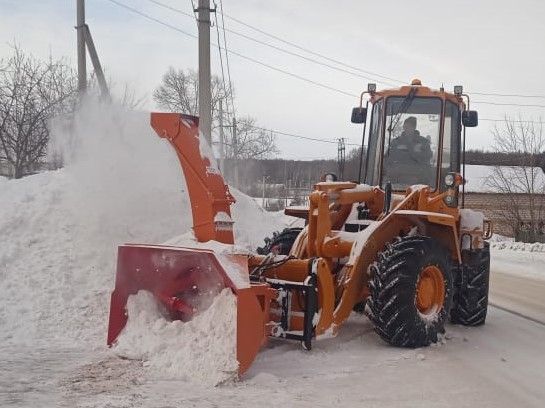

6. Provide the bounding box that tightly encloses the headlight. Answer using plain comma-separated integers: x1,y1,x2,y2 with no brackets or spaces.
444,173,455,187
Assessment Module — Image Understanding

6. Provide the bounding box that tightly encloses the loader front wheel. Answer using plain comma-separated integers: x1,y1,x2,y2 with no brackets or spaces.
367,236,453,348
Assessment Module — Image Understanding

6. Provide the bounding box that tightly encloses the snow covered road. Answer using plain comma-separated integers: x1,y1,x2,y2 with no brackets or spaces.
490,271,545,324
2,306,545,408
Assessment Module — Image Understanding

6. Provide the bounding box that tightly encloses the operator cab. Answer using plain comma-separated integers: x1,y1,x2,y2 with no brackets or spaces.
351,80,478,199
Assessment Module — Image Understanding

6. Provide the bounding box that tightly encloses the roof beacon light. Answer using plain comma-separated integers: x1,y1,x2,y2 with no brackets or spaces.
454,85,463,96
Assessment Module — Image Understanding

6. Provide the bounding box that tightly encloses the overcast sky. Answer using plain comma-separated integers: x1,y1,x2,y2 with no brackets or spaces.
1,0,544,160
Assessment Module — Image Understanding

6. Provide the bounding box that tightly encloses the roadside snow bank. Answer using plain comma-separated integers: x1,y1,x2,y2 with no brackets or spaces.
0,99,286,350
114,289,238,386
488,234,545,252
491,241,545,252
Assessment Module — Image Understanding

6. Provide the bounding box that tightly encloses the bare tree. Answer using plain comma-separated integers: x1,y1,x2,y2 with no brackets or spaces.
0,45,77,178
226,117,277,160
486,117,545,240
153,67,277,160
153,68,230,130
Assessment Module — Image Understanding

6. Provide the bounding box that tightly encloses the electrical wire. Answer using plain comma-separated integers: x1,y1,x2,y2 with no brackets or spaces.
248,124,360,146
473,100,545,108
218,0,236,117
186,0,197,25
105,0,358,98
216,7,545,100
212,2,231,118
480,118,545,124
146,0,399,87
104,0,545,126
220,10,406,86
144,0,545,101
470,91,545,99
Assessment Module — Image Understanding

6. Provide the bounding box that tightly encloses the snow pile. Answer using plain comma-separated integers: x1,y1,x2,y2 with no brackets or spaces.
0,99,285,351
114,289,238,386
491,240,545,252
488,233,545,252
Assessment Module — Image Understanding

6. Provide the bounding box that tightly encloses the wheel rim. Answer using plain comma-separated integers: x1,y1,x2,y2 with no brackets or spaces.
415,265,445,316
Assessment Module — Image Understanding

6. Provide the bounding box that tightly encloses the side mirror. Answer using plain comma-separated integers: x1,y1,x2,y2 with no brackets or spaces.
351,107,367,124
462,110,478,127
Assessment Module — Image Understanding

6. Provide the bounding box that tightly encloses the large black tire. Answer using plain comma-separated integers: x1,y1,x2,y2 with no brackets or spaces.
257,227,303,256
450,242,490,326
367,235,453,348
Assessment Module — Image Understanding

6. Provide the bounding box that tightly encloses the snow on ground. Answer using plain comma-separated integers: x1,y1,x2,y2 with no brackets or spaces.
0,100,287,405
0,101,285,349
491,248,545,281
491,239,545,253
115,289,238,386
489,235,545,280
4,307,545,408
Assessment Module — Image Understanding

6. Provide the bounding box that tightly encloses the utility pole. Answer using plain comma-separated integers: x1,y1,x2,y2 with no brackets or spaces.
197,0,212,145
218,100,225,174
262,175,266,208
337,138,346,180
75,0,109,99
76,0,87,94
83,25,110,99
232,117,239,187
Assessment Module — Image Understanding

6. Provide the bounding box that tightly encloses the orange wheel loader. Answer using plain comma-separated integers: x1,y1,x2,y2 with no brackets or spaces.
107,80,492,376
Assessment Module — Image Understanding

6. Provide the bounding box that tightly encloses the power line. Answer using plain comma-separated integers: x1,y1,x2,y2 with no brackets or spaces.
473,100,545,108
221,10,406,86
218,0,236,116
104,0,545,125
106,0,358,99
215,7,545,101
480,118,545,124
212,3,229,115
105,0,198,39
471,92,545,99
186,0,198,25
248,124,360,146
145,0,545,101
146,0,399,87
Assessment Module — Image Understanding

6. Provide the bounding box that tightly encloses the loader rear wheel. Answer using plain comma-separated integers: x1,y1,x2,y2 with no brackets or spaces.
257,227,303,256
367,235,453,348
450,242,490,326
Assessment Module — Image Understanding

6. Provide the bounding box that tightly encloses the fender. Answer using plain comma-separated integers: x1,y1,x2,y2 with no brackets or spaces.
393,210,461,264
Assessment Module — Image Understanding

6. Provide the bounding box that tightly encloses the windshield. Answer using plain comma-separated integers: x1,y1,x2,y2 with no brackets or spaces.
382,97,442,190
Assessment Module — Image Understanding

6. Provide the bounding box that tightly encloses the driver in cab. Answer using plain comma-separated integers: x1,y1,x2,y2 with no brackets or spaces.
388,116,432,165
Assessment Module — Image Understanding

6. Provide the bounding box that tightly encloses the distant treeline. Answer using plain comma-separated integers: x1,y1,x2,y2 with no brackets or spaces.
465,150,545,171
225,149,545,197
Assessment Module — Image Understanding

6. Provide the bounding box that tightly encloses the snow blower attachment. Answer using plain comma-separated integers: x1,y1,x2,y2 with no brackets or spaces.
107,113,277,374
108,81,492,376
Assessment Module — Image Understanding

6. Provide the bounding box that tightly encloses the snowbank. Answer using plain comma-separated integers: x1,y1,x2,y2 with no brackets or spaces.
0,100,286,353
114,289,238,386
489,234,545,253
492,241,545,252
